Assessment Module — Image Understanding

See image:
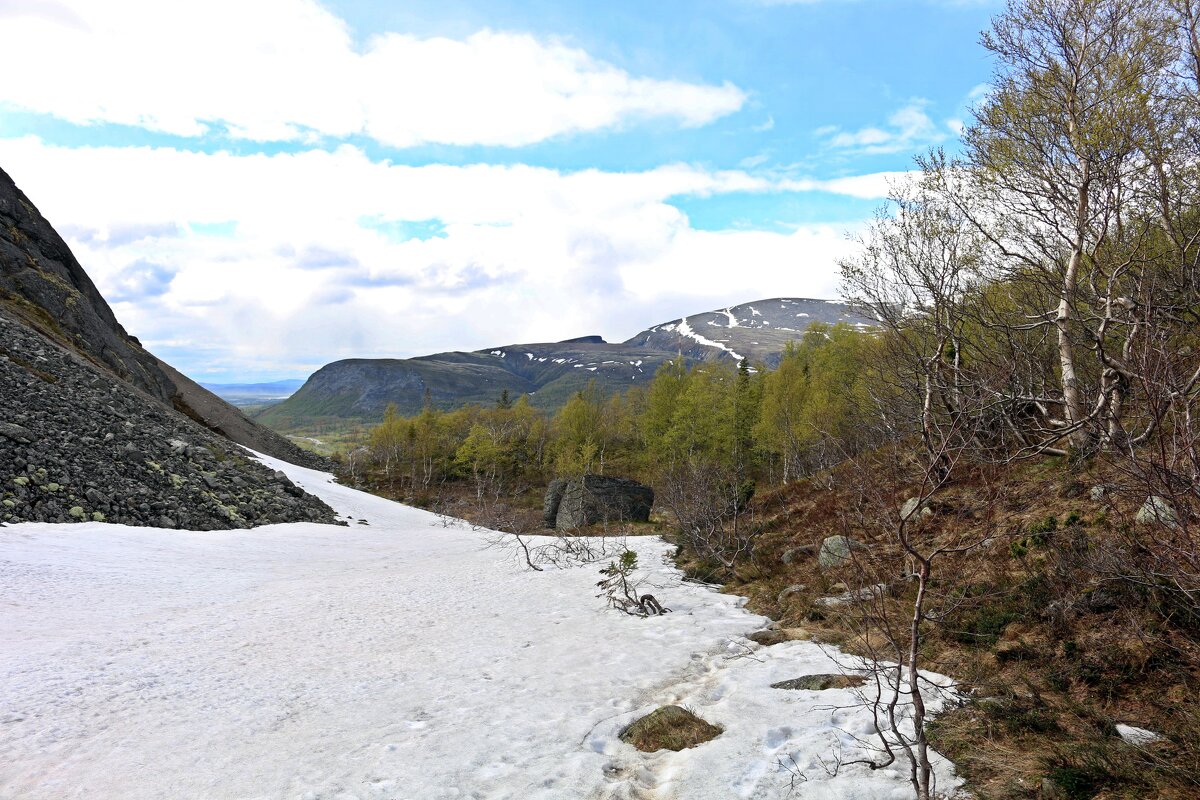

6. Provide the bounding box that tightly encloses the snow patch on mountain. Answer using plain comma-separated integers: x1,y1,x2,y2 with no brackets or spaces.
677,317,744,361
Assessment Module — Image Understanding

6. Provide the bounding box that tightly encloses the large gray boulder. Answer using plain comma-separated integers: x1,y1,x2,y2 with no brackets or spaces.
543,479,567,527
552,474,653,530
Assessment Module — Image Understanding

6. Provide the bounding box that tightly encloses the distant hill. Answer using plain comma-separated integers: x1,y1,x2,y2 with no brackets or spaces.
257,298,874,431
201,379,305,407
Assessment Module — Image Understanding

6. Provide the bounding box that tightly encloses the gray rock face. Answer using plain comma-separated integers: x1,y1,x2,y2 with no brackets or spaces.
543,479,567,527
551,474,653,530
1136,495,1179,528
0,166,329,471
0,313,340,530
818,535,864,569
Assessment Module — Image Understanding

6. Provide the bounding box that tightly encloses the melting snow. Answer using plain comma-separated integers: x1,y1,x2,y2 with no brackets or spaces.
0,452,961,800
677,317,745,361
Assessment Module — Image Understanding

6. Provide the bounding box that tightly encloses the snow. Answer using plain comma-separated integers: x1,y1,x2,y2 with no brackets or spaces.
719,308,740,328
676,317,744,361
0,453,961,799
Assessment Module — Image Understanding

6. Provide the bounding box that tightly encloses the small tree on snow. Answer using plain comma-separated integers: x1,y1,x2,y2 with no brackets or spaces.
597,550,669,616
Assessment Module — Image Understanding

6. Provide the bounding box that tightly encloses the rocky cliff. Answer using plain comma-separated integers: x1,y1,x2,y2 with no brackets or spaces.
0,165,328,471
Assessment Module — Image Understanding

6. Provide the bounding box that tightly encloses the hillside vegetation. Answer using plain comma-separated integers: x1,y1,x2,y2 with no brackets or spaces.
256,297,869,435
340,1,1200,797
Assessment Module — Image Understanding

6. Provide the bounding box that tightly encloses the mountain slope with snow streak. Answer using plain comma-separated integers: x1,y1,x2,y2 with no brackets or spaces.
623,298,876,368
259,298,876,428
0,453,959,800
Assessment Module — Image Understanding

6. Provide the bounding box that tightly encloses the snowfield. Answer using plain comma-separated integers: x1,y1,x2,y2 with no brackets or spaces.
1,453,960,799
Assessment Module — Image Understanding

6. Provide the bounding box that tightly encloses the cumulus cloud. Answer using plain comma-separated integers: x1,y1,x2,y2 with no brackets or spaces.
0,0,746,148
0,137,891,379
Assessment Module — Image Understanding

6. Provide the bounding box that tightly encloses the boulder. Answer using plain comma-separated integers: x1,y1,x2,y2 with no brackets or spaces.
0,422,32,443
777,583,807,604
542,479,567,527
899,497,923,521
781,544,815,564
747,629,788,646
1136,496,1179,528
553,474,653,530
818,535,864,569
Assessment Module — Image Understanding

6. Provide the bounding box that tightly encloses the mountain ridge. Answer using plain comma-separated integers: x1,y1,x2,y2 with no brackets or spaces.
257,297,874,429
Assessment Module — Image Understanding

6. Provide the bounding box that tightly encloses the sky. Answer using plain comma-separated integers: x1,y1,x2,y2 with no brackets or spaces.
0,0,1000,382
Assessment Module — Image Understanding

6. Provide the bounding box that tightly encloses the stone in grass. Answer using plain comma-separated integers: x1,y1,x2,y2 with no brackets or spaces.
771,674,865,691
1136,496,1179,529
619,705,723,752
817,535,865,569
748,629,788,646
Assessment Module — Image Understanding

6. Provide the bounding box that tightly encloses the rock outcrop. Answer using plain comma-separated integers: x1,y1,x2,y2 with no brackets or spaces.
0,165,328,471
0,313,339,529
547,474,654,530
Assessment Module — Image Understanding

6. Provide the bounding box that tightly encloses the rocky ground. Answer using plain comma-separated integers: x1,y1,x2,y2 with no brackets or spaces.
0,312,339,529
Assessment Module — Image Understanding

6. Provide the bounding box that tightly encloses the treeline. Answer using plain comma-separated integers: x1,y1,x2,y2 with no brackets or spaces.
344,320,877,498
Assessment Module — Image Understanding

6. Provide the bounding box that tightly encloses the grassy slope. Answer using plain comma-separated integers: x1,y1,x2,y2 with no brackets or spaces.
715,458,1199,800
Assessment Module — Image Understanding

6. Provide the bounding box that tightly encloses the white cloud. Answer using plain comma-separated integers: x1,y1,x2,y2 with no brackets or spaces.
0,0,745,148
0,137,886,380
819,100,950,155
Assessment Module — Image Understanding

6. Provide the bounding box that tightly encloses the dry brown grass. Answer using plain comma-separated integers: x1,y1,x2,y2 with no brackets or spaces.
619,705,723,752
715,457,1200,800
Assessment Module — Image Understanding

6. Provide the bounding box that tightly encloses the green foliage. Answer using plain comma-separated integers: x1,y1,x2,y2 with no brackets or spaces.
754,323,878,480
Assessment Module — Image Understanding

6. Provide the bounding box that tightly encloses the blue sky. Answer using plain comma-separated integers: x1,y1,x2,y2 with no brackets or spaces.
0,0,1000,381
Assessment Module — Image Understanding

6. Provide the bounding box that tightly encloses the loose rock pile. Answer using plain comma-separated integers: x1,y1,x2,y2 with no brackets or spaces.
0,313,339,529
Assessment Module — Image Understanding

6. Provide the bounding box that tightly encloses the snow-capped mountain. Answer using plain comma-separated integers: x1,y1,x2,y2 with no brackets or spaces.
257,298,875,428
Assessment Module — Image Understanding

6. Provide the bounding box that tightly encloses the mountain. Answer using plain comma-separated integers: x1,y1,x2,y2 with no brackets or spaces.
0,166,327,472
0,166,338,528
257,298,874,430
201,379,306,407
624,298,874,368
